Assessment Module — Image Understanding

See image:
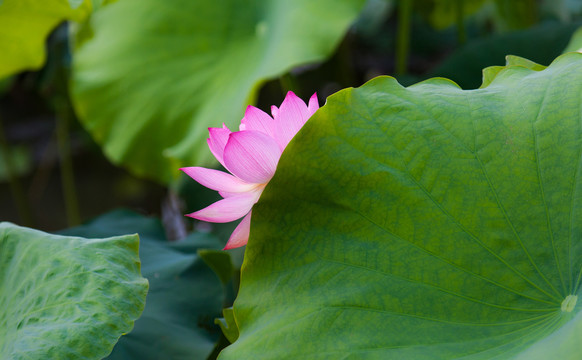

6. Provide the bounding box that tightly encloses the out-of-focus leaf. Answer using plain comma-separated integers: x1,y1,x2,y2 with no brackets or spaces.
0,145,32,183
199,249,235,286
563,26,582,53
220,53,582,359
68,0,84,9
0,222,148,359
428,0,488,30
0,76,13,94
71,0,366,183
429,22,579,89
0,0,91,79
493,0,538,30
353,0,394,37
565,0,582,15
61,209,230,360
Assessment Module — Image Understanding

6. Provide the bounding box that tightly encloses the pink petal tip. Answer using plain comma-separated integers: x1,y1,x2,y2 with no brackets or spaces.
223,211,252,249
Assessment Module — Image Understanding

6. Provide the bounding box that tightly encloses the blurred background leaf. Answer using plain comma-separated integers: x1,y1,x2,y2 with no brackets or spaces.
0,0,91,79
70,0,367,184
427,22,580,89
0,76,13,94
417,0,488,30
0,145,31,183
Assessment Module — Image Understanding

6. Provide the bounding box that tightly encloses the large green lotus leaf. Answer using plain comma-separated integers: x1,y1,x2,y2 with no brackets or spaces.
61,209,231,360
0,222,148,359
220,53,582,359
71,0,366,183
0,0,91,79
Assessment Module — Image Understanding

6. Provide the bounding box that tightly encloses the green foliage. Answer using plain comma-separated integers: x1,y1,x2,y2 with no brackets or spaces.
0,222,148,359
61,209,233,360
0,145,31,182
415,0,541,32
563,26,582,52
0,0,91,79
480,55,545,88
493,0,538,30
429,22,580,89
504,55,546,70
220,53,582,359
70,0,366,183
68,0,85,9
199,249,235,286
215,308,239,344
0,76,13,94
421,0,488,30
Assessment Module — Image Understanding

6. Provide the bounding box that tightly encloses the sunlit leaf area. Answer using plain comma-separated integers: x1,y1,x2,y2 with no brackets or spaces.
1,0,582,358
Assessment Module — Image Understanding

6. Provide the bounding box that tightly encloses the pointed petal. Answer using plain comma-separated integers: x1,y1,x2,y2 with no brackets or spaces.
271,105,279,119
239,106,275,137
207,125,231,167
180,167,256,193
224,211,252,249
307,92,319,117
274,91,310,150
223,130,282,184
186,191,259,223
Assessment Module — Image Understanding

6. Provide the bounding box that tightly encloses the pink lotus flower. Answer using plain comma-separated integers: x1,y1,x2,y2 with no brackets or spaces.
181,91,319,249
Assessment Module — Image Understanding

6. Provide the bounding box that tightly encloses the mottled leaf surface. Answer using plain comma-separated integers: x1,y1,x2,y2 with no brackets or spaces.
61,209,230,360
0,222,148,359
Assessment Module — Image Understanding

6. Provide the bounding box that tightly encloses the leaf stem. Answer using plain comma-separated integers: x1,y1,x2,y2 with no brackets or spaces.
55,98,80,227
0,113,33,226
395,0,413,75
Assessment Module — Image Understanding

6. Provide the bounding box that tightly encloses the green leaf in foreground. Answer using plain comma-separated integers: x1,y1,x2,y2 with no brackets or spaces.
0,0,90,79
480,55,545,88
71,0,366,183
0,222,148,359
215,308,239,344
220,53,582,359
61,209,231,360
